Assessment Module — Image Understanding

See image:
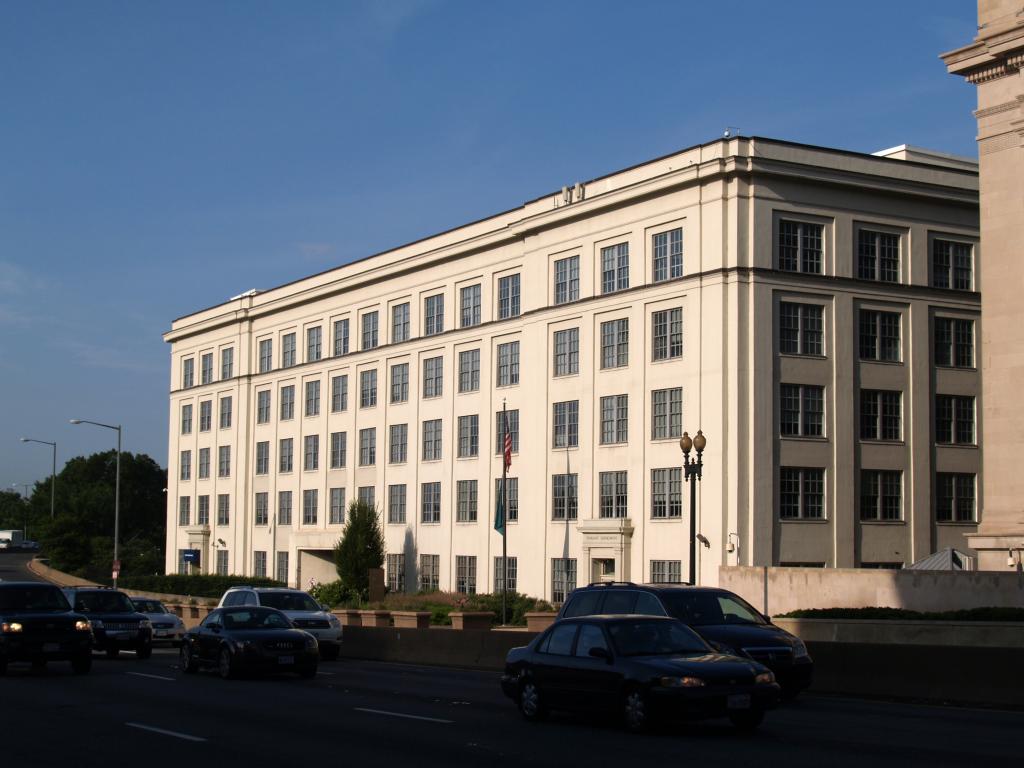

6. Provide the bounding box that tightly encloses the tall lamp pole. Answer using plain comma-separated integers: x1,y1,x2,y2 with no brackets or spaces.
679,430,707,585
9,484,30,539
70,419,121,587
20,438,57,519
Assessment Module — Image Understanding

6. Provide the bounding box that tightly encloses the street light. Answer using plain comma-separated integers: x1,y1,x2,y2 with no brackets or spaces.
70,418,122,587
679,429,707,585
8,484,30,539
20,438,57,519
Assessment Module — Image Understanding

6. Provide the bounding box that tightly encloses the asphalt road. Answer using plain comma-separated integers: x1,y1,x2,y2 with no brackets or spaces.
0,551,44,582
2,646,1021,768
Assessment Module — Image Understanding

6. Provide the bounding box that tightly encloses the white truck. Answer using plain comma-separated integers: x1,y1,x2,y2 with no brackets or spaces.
0,530,25,550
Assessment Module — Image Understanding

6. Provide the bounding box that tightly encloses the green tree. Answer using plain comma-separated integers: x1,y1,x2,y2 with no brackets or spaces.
333,499,385,599
0,490,28,535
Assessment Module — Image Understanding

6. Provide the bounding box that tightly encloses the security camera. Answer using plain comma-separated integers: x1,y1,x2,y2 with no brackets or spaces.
696,533,711,548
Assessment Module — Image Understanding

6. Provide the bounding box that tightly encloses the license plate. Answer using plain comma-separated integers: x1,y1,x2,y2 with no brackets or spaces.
727,694,751,710
155,631,168,637
43,643,60,653
278,655,294,665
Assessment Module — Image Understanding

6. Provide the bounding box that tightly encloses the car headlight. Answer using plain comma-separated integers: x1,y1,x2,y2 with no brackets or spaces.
139,619,152,630
792,638,809,659
659,676,705,688
1,622,23,633
755,671,776,685
237,640,256,651
304,634,318,649
75,620,92,632
91,619,104,629
328,615,341,628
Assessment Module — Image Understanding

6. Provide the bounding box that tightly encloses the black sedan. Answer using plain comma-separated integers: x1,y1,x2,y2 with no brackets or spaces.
501,615,780,732
0,582,93,675
180,607,319,680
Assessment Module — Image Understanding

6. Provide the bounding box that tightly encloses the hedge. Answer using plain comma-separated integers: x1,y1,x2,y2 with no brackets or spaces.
118,574,283,599
776,606,1024,622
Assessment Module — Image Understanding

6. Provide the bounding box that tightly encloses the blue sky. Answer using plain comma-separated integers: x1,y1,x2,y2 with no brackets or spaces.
0,0,977,489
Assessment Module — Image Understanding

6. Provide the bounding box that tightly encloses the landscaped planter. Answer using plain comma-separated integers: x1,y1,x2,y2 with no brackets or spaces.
449,611,495,630
525,612,557,633
341,609,363,627
392,611,432,629
359,610,392,628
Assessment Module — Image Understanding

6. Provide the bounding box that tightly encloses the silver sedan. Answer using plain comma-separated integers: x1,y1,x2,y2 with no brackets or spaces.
130,598,186,646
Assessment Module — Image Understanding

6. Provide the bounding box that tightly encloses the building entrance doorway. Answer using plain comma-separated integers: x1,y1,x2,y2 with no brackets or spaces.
592,558,616,583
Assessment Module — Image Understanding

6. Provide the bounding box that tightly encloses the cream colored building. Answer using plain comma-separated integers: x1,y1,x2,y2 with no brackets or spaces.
164,137,980,600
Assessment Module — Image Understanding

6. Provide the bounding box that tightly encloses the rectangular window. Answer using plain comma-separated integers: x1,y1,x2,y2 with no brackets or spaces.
331,375,348,412
495,409,520,454
859,310,901,362
496,341,520,386
276,551,289,584
419,554,440,591
360,369,377,407
255,441,269,475
215,549,229,576
652,228,683,282
651,560,682,583
307,326,322,362
199,400,212,431
498,274,521,319
390,363,409,403
423,356,443,398
359,428,376,466
858,229,900,283
180,450,192,481
600,395,628,444
258,339,272,373
182,358,195,388
280,385,295,420
600,319,629,369
333,318,350,356
330,431,347,469
279,438,293,473
305,380,320,417
651,468,682,518
181,403,193,435
422,419,443,461
255,493,269,526
197,495,210,525
421,482,441,523
600,242,629,294
935,395,975,445
935,318,974,368
553,328,580,376
282,332,297,368
387,553,406,593
256,391,270,424
652,308,683,361
253,551,267,579
221,347,233,380
330,488,345,525
651,387,683,439
779,467,825,520
552,400,579,448
218,446,231,478
392,303,410,343
178,496,190,526
302,489,318,525
362,311,379,350
217,494,230,525
778,220,823,273
599,471,628,519
198,448,210,479
495,477,519,523
424,294,444,336
861,470,903,521
358,486,375,508
456,480,478,522
553,255,580,305
860,390,902,441
219,396,232,429
936,473,976,522
278,491,292,526
780,384,825,438
551,473,578,520
933,239,973,291
456,555,477,595
387,484,406,524
389,424,408,464
495,556,518,593
303,435,319,471
552,558,577,603
458,349,480,393
779,303,824,356
457,415,479,458
201,352,213,385
460,284,481,328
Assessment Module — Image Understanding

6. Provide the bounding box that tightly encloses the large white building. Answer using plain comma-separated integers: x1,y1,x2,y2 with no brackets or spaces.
164,137,980,600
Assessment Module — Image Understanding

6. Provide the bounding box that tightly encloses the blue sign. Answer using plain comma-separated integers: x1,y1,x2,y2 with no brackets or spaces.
182,549,201,564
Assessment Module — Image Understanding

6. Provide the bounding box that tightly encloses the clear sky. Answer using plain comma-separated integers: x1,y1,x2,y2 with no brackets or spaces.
0,0,978,489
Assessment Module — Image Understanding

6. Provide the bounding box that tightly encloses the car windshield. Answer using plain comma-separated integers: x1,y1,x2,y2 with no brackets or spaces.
0,586,71,612
257,592,320,612
608,620,709,656
73,591,135,614
220,608,292,630
132,600,166,614
661,592,767,627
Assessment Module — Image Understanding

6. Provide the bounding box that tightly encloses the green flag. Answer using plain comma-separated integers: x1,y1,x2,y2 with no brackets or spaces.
494,480,505,536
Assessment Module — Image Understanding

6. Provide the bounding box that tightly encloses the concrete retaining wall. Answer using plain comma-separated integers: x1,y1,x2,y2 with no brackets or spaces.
338,625,534,670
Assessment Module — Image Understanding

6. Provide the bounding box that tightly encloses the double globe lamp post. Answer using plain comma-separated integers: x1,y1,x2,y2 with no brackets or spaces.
679,429,707,586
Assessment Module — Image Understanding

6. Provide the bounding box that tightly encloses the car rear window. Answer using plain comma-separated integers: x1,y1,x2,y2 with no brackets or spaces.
562,591,602,618
601,591,639,614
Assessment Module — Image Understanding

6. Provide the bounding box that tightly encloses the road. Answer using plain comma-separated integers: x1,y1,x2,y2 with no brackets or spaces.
0,551,44,582
2,646,1021,768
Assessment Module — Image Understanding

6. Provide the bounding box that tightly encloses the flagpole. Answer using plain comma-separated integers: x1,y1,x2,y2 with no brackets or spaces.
501,400,508,626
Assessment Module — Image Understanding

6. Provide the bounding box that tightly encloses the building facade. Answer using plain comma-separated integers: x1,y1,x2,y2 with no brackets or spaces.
164,137,980,599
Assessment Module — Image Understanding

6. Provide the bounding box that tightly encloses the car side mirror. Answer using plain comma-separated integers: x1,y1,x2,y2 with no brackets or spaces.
320,603,330,612
588,646,611,661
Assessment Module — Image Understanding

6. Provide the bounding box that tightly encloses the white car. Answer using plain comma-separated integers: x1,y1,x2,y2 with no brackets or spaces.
218,586,342,659
130,598,186,646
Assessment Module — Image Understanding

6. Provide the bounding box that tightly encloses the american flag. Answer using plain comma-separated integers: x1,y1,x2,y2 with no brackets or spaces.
503,412,513,471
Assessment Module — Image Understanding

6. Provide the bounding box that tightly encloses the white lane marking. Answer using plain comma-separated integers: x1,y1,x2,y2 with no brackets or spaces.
125,672,175,681
125,723,207,742
317,671,336,676
353,707,454,724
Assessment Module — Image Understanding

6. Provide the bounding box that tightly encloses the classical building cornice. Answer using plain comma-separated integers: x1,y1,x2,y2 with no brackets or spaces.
941,14,1024,84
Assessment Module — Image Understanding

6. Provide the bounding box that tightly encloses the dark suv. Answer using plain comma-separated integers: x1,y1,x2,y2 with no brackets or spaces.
0,582,93,675
61,588,153,659
557,583,812,698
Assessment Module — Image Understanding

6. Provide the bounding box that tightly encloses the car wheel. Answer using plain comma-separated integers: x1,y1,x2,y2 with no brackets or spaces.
135,643,152,660
729,708,765,731
180,644,198,674
320,645,339,661
623,688,650,733
218,648,235,680
300,663,318,679
105,648,120,659
518,679,547,722
71,654,92,675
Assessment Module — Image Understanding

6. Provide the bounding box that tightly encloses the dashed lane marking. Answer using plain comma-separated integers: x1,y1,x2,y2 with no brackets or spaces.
125,672,176,681
125,723,207,742
353,707,454,724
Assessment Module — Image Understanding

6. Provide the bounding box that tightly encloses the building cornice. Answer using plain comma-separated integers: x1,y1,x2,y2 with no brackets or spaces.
942,18,1024,84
